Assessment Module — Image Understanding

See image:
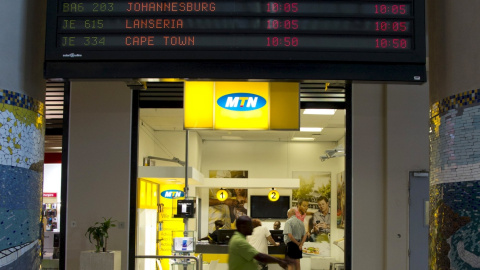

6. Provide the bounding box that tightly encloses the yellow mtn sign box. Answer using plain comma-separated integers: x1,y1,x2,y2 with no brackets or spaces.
184,81,299,130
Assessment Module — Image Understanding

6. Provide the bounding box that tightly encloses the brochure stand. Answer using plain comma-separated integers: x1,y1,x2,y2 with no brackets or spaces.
171,232,196,270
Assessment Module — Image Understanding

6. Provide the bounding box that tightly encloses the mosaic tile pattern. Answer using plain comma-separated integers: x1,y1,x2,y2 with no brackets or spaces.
0,90,45,169
429,182,480,270
432,89,480,115
430,91,480,185
0,89,44,269
430,89,480,269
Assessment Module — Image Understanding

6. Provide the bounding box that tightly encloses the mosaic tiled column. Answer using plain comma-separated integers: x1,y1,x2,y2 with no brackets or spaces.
0,89,45,269
430,89,480,270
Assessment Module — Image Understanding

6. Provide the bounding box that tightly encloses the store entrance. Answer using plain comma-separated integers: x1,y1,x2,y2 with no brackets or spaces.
132,81,349,270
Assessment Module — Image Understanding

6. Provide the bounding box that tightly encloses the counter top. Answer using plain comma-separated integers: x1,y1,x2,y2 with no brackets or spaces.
195,243,286,254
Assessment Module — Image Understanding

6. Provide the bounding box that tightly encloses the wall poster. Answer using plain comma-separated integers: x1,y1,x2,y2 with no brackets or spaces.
337,171,346,229
207,170,248,233
292,171,331,257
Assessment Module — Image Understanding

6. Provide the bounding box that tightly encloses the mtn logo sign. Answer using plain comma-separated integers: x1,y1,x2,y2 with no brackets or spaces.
161,190,184,199
217,93,267,111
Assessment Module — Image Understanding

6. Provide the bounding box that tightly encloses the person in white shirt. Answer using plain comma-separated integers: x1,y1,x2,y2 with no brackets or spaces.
247,219,280,269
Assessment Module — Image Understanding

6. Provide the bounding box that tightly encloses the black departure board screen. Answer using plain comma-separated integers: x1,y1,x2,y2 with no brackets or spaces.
44,0,426,81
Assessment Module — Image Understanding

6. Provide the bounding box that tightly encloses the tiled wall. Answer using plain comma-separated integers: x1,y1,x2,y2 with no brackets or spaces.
0,89,44,269
430,89,480,270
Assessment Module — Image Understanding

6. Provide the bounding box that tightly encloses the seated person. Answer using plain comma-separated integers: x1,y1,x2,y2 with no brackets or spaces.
273,221,281,230
200,220,224,244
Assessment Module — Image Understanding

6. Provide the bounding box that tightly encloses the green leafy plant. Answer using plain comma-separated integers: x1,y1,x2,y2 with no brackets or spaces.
316,182,331,201
292,179,315,201
85,217,117,252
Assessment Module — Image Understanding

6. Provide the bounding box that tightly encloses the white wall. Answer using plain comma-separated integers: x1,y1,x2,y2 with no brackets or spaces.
0,0,45,100
200,140,343,178
66,81,132,270
351,82,429,270
138,128,202,169
138,120,156,166
44,164,62,200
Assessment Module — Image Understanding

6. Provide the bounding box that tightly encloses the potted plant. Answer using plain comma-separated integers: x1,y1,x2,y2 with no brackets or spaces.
85,217,117,252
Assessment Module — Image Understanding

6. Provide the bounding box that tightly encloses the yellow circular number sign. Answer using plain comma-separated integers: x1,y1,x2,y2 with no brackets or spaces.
216,189,228,201
268,190,280,202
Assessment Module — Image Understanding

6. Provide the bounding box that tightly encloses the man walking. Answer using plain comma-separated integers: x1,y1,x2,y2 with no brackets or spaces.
228,215,289,270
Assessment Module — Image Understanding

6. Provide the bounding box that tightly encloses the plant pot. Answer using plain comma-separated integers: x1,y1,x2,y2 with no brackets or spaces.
80,250,121,270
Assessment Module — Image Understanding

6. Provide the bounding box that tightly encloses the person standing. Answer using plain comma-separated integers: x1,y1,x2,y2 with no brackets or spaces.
294,198,309,222
228,216,289,270
312,196,330,236
248,219,280,270
284,208,307,270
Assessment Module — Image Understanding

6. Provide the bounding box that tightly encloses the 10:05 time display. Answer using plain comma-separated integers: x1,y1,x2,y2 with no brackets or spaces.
266,19,298,30
266,2,298,13
374,4,407,14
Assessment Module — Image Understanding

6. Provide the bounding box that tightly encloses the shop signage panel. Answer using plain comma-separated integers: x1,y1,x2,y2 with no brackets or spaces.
44,0,426,81
184,81,299,130
214,82,270,130
160,189,185,199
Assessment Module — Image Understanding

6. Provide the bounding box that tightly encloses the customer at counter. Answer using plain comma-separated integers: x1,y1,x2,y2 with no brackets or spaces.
228,216,290,270
248,219,280,270
200,220,224,244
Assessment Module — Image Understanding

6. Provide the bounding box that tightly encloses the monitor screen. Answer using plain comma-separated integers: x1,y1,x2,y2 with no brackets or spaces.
217,229,236,245
250,196,290,219
175,200,195,218
270,230,285,245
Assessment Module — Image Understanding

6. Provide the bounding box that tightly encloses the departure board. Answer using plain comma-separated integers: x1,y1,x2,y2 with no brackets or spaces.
44,0,426,81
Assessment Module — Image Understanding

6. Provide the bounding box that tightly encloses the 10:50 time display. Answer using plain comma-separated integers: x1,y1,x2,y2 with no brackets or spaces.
266,36,299,47
375,38,408,49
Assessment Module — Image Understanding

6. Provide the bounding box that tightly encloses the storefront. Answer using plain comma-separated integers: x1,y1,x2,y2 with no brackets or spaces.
131,81,348,269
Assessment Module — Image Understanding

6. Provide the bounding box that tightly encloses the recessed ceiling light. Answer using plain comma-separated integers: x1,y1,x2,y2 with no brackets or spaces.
300,127,323,132
292,137,315,141
144,78,161,82
303,109,336,115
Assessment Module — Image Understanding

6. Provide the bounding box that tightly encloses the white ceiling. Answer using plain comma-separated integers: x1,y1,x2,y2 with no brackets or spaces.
140,108,346,142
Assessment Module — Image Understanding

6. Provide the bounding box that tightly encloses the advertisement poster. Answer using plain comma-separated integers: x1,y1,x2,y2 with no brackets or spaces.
292,171,331,257
207,170,248,232
337,171,346,229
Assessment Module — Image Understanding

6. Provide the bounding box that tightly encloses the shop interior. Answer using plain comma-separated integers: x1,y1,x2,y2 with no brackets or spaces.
43,163,62,260
134,82,346,270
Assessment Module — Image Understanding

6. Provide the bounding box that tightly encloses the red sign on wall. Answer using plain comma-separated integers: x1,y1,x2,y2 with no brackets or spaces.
43,193,57,197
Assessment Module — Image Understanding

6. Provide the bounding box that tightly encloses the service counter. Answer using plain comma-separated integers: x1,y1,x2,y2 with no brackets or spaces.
195,243,286,255
195,243,286,270
195,243,340,270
